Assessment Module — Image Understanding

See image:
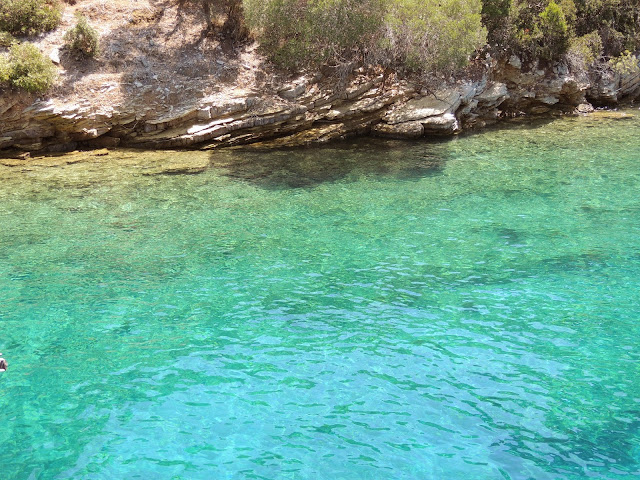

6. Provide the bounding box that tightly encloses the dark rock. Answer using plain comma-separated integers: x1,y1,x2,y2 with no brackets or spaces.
86,136,121,148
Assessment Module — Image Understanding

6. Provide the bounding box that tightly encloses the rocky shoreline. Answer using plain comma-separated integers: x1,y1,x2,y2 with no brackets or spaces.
1,57,639,156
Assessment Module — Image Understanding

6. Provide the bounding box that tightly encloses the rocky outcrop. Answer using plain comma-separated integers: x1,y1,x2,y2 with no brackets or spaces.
0,73,506,152
493,58,589,114
0,57,638,154
587,69,640,105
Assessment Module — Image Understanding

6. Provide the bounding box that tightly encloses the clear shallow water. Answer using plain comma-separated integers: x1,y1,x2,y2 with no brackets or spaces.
0,113,639,479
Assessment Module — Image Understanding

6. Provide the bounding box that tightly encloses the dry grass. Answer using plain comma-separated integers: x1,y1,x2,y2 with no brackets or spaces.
27,0,276,113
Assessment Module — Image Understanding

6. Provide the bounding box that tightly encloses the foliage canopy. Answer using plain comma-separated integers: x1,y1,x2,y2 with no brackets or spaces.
481,0,639,64
0,0,62,36
0,42,57,93
64,15,100,58
242,0,486,74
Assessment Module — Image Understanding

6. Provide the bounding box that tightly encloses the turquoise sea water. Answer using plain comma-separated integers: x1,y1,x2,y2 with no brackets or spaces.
0,113,639,479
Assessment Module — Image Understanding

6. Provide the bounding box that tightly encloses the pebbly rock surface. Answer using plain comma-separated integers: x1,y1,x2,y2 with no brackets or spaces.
1,57,640,155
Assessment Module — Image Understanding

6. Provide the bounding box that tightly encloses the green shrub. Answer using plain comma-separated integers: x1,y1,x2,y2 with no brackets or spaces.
384,0,486,72
0,0,62,36
244,0,385,69
481,0,639,61
0,56,10,84
0,31,16,47
568,30,602,67
571,0,639,56
536,1,571,61
0,42,57,92
64,15,100,58
556,0,575,29
243,0,486,74
481,0,511,23
609,50,640,76
486,0,572,62
481,0,512,46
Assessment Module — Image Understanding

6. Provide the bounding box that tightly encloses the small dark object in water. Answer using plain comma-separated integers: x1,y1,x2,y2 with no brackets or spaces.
0,353,7,372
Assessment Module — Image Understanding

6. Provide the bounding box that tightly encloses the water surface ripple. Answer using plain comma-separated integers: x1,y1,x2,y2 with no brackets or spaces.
1,113,639,479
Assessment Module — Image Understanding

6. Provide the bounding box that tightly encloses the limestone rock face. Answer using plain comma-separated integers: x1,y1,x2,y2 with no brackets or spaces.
372,121,424,138
476,82,508,105
372,86,467,138
493,58,590,114
589,68,640,105
383,89,462,124
0,58,635,154
619,70,640,99
422,113,459,134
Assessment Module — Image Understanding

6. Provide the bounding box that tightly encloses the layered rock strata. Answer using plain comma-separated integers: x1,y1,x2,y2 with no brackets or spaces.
1,58,639,154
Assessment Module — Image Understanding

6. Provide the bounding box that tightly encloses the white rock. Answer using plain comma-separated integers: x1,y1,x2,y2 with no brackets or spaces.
197,107,212,120
49,49,60,65
278,83,306,100
476,82,508,105
537,94,559,105
422,113,459,134
383,89,461,124
508,55,522,69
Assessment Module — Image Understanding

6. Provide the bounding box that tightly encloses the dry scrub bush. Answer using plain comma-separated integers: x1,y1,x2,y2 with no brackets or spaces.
0,42,57,92
0,0,62,36
243,0,486,75
64,15,100,58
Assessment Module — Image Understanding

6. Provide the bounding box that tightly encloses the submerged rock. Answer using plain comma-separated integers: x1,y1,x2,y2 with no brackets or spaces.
576,103,594,114
588,111,634,120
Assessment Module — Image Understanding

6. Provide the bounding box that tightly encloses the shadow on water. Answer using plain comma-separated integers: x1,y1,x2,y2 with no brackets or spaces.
208,138,449,189
202,114,570,191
